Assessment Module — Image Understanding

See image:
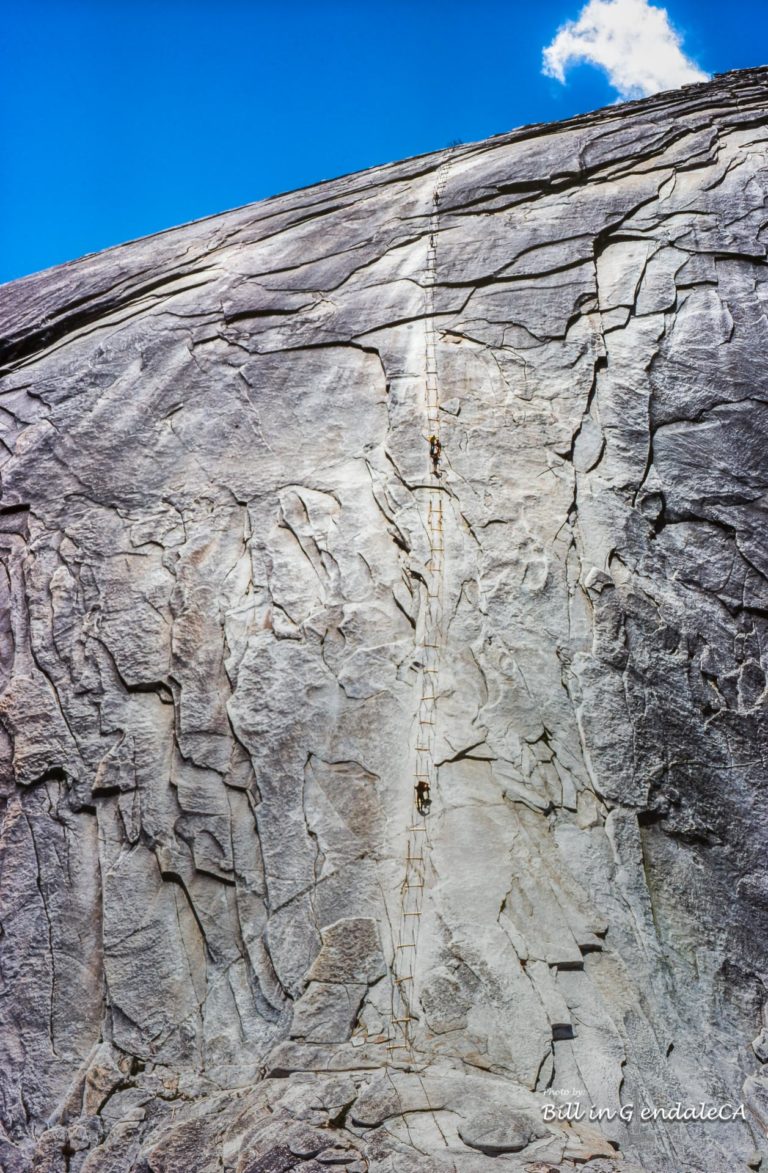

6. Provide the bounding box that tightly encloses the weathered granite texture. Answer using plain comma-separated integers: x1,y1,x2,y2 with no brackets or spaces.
2,66,768,1173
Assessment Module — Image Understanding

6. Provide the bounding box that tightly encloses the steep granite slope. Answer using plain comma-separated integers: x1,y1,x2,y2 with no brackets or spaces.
2,67,768,1173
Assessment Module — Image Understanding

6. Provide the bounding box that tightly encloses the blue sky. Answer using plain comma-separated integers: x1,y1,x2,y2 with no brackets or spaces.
2,0,766,284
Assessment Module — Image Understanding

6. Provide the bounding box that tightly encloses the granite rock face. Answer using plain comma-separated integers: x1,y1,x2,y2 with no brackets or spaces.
2,67,768,1173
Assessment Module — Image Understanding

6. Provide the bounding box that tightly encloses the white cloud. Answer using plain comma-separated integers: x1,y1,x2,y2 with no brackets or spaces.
542,0,709,100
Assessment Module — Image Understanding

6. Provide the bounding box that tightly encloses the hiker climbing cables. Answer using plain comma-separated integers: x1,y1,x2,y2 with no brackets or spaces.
428,434,441,476
415,780,431,816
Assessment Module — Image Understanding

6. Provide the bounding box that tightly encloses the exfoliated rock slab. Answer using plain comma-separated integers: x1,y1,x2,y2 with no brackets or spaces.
306,919,387,985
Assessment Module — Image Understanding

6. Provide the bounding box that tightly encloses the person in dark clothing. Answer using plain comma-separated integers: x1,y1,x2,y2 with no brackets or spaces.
428,434,441,476
415,780,431,815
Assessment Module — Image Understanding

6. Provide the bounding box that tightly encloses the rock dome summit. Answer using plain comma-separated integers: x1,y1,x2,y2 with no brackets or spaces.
2,66,768,1173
